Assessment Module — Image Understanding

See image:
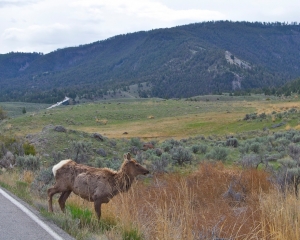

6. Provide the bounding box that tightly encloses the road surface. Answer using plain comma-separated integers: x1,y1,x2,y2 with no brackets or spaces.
0,187,74,240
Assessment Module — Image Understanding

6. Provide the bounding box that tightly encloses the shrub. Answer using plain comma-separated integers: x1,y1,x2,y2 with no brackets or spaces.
23,142,36,156
10,142,24,156
31,167,54,197
170,146,193,165
191,145,200,153
258,112,267,119
250,142,260,153
51,151,64,165
151,153,172,173
243,113,257,120
276,113,283,119
275,138,291,147
67,141,92,163
239,143,250,155
292,134,300,143
198,144,208,154
95,157,121,170
274,144,300,196
226,138,238,148
288,144,300,160
205,146,229,161
16,155,40,171
0,106,7,120
274,132,285,139
240,154,262,169
130,138,142,149
161,139,181,152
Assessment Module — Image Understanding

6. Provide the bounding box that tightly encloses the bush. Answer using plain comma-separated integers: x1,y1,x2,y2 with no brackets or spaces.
23,142,36,156
51,151,64,165
243,113,257,120
151,153,172,173
205,146,229,161
250,142,260,153
0,106,7,120
240,154,262,169
170,146,193,165
292,134,300,143
239,143,250,155
258,112,267,119
16,155,40,171
31,167,54,197
130,138,142,149
198,144,208,154
161,139,181,152
95,157,121,170
67,141,92,163
191,145,200,153
226,138,238,148
276,138,291,147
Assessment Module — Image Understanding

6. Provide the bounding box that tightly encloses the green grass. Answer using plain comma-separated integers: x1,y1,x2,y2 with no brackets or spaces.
122,228,143,240
66,204,93,226
0,97,261,139
0,102,50,118
14,181,33,204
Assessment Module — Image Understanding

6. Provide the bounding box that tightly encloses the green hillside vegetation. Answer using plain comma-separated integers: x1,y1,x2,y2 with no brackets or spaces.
1,21,300,103
273,77,300,96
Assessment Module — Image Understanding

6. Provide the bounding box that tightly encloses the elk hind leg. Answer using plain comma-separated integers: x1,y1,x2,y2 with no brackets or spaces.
58,190,72,212
47,187,61,212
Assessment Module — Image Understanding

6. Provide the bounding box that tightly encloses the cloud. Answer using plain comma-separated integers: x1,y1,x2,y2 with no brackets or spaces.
0,0,299,53
0,0,39,8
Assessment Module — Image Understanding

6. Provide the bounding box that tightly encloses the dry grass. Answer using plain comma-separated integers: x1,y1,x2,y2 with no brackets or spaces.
0,170,19,186
255,101,300,115
62,163,272,239
260,189,300,240
23,171,35,184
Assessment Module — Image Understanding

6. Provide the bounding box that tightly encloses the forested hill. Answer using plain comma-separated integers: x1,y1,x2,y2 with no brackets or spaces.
1,21,300,103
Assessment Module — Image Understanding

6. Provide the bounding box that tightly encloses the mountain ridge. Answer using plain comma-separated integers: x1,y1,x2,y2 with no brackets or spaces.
1,21,300,103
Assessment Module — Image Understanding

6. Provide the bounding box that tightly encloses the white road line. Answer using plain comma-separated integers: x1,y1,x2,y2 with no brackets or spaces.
0,188,63,240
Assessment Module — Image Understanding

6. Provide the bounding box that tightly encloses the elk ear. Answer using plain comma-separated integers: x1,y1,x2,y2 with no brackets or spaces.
123,153,131,161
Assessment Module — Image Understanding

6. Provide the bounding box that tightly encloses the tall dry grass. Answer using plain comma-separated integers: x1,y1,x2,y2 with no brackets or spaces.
103,162,272,239
260,189,300,240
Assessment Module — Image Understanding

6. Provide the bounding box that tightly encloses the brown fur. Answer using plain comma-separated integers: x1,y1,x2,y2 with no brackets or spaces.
47,153,149,219
142,143,154,151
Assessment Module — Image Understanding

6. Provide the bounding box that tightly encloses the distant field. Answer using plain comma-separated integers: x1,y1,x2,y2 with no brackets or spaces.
0,102,50,118
1,95,299,140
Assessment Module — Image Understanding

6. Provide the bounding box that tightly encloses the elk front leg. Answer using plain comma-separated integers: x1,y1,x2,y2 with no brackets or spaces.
94,199,102,220
58,190,72,212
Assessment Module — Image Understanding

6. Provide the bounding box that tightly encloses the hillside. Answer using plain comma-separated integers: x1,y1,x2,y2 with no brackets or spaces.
1,21,300,103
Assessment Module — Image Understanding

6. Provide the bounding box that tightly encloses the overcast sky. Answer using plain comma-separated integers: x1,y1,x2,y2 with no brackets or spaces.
1,0,300,54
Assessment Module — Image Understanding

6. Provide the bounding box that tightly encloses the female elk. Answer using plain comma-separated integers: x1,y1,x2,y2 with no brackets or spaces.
48,153,149,219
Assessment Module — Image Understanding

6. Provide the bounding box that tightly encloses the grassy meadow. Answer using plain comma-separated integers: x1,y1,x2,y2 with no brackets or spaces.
2,94,299,139
1,95,300,239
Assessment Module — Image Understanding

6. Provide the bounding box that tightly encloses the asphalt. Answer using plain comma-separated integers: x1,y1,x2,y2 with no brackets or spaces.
0,187,75,240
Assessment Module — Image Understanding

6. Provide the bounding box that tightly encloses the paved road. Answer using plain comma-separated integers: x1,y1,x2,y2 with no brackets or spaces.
0,187,74,240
